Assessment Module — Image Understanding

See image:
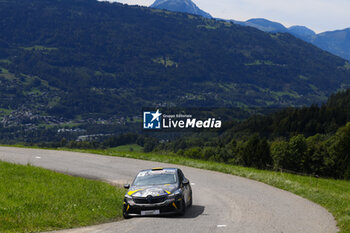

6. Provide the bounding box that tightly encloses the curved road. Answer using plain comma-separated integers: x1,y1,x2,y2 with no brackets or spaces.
0,147,338,233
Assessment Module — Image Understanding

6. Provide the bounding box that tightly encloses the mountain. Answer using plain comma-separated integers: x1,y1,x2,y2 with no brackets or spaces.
0,0,350,141
313,29,350,61
150,0,211,18
234,18,350,61
234,18,315,38
244,18,288,33
148,1,350,61
288,25,316,41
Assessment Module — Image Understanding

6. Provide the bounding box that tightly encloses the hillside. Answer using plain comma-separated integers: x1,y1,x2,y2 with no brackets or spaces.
227,89,350,139
0,0,350,139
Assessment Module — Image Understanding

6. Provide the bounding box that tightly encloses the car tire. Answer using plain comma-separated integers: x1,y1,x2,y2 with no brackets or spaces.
178,199,186,216
122,206,131,219
188,195,193,208
123,211,131,219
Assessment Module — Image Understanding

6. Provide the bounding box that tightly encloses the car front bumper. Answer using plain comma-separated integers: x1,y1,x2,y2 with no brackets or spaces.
123,197,183,216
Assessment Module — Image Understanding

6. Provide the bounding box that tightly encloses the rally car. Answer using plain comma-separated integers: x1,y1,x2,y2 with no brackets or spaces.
122,167,192,218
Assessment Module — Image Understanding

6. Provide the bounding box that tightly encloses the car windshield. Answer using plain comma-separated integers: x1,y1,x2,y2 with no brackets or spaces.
133,171,177,186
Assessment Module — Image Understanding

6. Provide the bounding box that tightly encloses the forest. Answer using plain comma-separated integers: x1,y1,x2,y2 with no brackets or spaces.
153,90,350,179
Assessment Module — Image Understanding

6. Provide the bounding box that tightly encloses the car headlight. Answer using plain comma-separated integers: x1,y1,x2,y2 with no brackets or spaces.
168,189,182,200
124,195,135,205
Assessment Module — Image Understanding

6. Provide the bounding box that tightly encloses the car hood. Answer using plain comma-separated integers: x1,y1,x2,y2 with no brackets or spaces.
127,184,178,197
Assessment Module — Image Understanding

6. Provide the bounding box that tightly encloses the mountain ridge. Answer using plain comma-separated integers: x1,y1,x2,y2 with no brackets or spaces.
231,18,350,61
146,1,350,61
150,0,211,18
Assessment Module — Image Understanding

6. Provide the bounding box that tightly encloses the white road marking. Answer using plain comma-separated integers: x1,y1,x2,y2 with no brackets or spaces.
217,225,227,228
191,183,196,185
35,156,41,159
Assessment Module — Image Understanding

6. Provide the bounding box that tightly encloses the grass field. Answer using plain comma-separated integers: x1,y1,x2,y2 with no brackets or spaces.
110,144,144,153
0,161,124,233
63,148,350,233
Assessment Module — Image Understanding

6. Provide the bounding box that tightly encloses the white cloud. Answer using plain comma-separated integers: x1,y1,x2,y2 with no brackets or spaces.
102,0,350,32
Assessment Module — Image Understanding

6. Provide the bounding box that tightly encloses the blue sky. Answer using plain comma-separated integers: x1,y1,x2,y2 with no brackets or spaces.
104,0,350,33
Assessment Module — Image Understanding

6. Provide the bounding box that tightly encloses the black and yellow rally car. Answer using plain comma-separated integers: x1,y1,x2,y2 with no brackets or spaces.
122,167,192,218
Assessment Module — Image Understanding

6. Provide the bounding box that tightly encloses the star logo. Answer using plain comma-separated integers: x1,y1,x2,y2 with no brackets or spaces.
143,110,162,129
151,109,162,122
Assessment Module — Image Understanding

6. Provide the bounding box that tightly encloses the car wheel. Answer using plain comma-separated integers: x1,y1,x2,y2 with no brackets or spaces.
122,206,131,219
178,199,186,216
123,210,131,219
188,194,193,207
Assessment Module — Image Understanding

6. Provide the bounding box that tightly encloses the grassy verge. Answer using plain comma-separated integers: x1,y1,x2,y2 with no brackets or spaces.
59,148,349,233
110,144,143,153
0,160,124,233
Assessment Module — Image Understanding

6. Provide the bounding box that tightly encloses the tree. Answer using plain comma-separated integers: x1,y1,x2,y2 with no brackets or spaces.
305,134,327,175
270,140,289,170
288,135,307,172
236,134,271,169
330,123,350,179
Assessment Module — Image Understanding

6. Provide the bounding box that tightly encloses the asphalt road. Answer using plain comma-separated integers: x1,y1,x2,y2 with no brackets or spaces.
0,147,338,233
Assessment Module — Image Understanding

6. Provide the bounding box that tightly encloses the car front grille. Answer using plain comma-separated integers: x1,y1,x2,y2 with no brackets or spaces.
133,195,168,204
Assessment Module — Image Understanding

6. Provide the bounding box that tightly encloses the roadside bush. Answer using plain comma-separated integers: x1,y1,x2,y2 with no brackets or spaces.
183,147,202,159
203,147,216,160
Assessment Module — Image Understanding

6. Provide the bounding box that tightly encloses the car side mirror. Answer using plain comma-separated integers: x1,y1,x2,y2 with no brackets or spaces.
182,179,189,185
124,184,130,189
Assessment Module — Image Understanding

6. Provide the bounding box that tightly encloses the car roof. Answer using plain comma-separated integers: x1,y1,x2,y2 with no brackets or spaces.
139,167,178,173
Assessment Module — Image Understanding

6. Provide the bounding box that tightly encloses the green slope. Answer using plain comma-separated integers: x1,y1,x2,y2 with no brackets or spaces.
0,161,124,232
